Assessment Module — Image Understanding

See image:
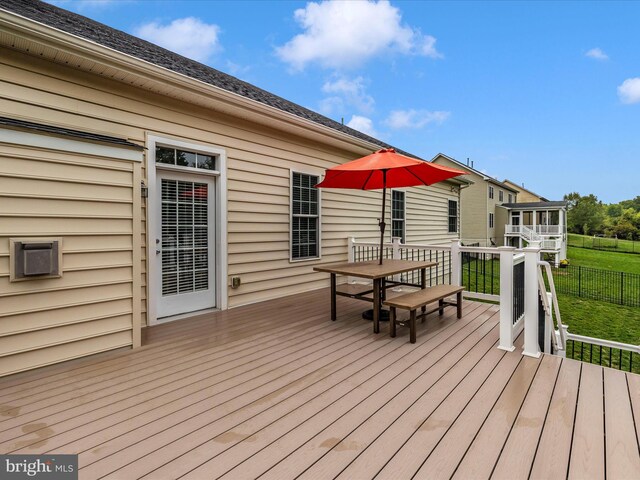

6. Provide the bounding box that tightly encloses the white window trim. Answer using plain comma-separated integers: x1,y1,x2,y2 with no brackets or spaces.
489,186,494,199
390,189,406,242
289,169,322,263
146,134,228,325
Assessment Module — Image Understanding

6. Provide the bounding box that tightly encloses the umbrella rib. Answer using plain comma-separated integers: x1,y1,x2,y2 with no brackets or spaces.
405,167,430,186
361,170,375,190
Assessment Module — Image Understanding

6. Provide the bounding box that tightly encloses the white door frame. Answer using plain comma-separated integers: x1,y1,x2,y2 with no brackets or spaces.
146,134,228,325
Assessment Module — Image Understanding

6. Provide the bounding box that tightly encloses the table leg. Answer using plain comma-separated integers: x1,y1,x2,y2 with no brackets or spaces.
421,268,427,314
373,278,381,334
330,273,336,320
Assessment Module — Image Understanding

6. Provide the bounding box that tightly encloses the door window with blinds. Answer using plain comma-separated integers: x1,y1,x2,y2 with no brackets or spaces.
161,179,209,295
391,190,406,242
291,172,320,260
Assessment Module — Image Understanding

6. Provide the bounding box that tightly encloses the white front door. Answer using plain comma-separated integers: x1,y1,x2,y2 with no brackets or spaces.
156,171,216,318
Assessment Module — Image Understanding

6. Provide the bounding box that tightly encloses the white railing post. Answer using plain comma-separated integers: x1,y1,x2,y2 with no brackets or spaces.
450,239,461,286
347,236,355,284
348,236,355,263
392,237,402,283
498,246,516,352
392,237,401,260
523,242,542,358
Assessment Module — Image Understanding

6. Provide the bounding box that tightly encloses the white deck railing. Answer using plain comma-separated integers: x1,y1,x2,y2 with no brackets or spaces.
347,237,630,365
506,224,563,236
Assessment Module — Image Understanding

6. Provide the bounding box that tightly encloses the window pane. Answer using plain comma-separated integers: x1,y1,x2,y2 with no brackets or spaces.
176,150,197,168
197,154,216,170
156,147,175,165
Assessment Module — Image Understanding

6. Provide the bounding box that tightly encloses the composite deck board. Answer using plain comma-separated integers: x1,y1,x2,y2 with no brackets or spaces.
4,303,371,454
1,310,369,450
603,368,640,479
0,287,638,480
529,358,581,480
491,354,562,479
117,304,487,480
403,335,526,479
568,362,605,480
628,373,640,450
295,316,503,480
180,307,495,479
262,311,500,480
451,353,543,479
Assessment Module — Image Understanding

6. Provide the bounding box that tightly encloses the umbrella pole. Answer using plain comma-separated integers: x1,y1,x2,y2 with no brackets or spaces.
379,170,387,265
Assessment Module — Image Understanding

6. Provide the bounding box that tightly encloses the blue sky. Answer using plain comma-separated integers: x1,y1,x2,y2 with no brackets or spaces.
49,0,639,203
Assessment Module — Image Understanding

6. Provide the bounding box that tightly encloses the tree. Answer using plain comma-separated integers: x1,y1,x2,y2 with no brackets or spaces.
564,192,605,235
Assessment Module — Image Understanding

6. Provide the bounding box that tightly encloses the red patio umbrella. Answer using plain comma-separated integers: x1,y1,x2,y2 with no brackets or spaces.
315,148,467,264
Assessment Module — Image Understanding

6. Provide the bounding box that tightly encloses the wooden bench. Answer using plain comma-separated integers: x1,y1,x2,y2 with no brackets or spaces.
383,284,464,343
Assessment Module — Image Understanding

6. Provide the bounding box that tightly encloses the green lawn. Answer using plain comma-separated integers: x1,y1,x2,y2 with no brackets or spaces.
567,245,640,274
557,293,640,373
568,233,640,255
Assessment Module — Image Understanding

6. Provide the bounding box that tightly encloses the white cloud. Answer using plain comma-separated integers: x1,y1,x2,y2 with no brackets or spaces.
346,115,377,137
585,48,609,61
385,109,450,129
321,76,375,114
618,78,640,104
276,0,442,70
134,17,221,63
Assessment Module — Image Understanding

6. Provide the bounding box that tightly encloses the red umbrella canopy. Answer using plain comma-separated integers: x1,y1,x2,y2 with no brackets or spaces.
315,148,467,190
315,148,467,265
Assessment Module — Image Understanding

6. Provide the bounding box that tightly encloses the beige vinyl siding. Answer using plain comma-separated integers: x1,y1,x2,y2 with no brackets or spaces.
495,206,509,246
1,47,460,321
432,156,489,245
0,141,141,377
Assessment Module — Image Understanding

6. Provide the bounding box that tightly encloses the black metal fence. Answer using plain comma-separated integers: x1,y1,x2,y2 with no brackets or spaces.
569,234,639,254
351,244,451,287
461,251,500,296
551,264,640,307
566,339,640,374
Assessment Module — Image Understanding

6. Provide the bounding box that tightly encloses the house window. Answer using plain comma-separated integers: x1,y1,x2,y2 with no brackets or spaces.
291,172,320,260
489,213,494,228
499,190,504,202
448,200,458,233
391,190,405,242
489,186,494,199
508,193,513,203
156,146,216,171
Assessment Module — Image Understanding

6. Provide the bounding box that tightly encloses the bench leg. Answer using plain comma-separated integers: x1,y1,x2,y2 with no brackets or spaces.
438,299,444,316
410,309,416,344
330,273,336,321
457,291,462,319
390,307,396,338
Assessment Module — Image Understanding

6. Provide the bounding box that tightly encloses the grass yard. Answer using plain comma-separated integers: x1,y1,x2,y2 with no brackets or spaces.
568,232,640,255
557,293,640,344
567,245,640,274
558,293,640,373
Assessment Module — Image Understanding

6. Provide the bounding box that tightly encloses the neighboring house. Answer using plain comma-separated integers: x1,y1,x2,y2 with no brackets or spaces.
496,201,568,264
502,179,549,203
0,0,465,376
431,153,518,246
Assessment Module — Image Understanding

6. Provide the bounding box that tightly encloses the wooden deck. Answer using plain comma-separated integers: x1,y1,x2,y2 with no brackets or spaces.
1,288,639,479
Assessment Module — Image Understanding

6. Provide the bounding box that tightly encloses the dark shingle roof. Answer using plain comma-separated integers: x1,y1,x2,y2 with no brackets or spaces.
0,0,414,156
0,116,143,149
501,201,567,209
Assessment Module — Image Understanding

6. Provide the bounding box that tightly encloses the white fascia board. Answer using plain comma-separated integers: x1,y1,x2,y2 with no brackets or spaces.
0,127,143,161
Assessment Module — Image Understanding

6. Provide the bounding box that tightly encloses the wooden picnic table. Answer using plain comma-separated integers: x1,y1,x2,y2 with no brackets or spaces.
313,259,437,334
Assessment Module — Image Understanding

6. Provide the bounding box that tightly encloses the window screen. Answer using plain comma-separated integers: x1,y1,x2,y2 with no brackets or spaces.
291,172,319,260
391,190,405,242
448,200,458,233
